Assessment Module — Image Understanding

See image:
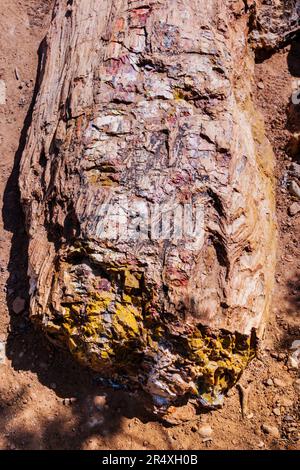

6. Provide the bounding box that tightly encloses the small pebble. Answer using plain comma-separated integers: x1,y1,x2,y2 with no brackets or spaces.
284,415,294,422
289,202,300,216
198,424,213,439
262,424,280,438
93,395,106,410
288,356,298,370
258,81,264,89
289,180,300,199
290,340,300,351
290,162,300,178
265,378,274,386
273,407,281,416
294,378,300,392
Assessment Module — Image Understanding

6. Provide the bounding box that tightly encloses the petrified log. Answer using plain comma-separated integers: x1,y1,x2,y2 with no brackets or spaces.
20,0,277,413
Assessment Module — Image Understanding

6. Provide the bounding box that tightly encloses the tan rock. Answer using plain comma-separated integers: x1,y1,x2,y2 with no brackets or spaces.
198,424,213,439
262,424,280,438
93,395,107,411
289,202,300,216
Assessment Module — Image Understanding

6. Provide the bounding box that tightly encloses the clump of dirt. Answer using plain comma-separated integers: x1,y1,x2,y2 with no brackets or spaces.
0,1,299,450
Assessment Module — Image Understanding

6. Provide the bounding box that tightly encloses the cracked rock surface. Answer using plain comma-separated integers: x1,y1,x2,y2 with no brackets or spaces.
20,0,278,413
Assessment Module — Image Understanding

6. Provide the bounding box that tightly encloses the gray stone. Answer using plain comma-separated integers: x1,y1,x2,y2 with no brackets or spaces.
290,162,300,178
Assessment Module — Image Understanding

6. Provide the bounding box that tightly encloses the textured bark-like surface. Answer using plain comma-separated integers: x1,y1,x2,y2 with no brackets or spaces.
20,0,277,413
250,0,300,51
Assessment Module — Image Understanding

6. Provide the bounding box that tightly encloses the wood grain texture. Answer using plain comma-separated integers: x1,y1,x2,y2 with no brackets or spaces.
20,0,279,412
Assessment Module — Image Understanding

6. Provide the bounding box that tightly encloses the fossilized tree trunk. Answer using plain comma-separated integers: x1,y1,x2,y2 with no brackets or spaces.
19,0,281,412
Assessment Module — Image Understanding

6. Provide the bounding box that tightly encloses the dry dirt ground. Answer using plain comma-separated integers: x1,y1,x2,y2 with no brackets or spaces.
0,1,299,451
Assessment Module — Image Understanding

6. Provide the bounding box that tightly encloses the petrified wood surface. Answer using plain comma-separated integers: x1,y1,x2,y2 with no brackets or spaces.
20,0,277,412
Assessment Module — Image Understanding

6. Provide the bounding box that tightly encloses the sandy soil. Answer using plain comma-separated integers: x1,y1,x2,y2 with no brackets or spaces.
0,1,299,450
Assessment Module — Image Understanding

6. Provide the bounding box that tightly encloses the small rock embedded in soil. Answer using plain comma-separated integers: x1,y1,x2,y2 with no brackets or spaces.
273,407,281,416
289,180,300,199
291,340,300,351
198,424,213,439
289,202,300,216
264,378,274,386
93,395,107,410
12,297,25,314
290,162,300,178
294,378,300,392
262,424,280,438
287,341,300,370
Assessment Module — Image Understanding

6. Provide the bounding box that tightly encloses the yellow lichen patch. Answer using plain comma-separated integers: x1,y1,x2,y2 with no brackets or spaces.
85,292,114,315
186,328,256,404
113,302,141,337
87,170,118,187
124,270,141,290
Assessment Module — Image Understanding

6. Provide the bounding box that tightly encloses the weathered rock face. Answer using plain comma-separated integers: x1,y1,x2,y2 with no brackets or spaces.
20,0,277,413
250,0,300,51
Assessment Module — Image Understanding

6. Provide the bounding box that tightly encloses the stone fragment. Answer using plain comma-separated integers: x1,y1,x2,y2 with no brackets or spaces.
93,395,107,411
289,202,300,216
289,181,300,199
265,378,274,387
294,379,300,392
273,408,281,416
290,162,300,178
198,424,213,439
12,297,26,314
262,424,280,438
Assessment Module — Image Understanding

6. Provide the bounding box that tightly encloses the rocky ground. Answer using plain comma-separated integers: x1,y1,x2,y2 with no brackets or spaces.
0,1,299,450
